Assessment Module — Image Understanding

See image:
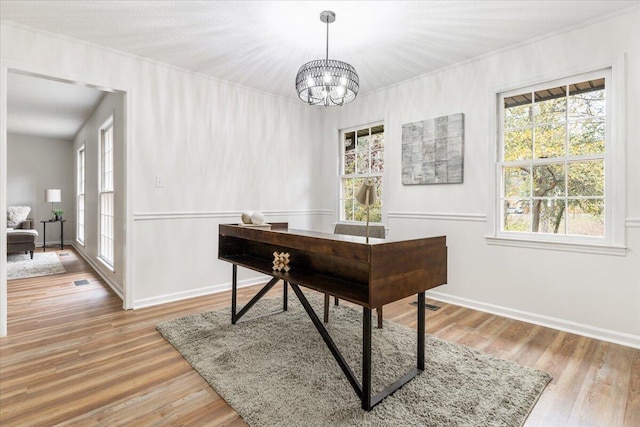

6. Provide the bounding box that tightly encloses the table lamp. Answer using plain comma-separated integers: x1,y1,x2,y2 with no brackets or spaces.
355,178,377,243
45,189,61,220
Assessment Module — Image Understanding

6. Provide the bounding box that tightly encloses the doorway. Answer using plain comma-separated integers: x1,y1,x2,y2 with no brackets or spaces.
1,69,131,336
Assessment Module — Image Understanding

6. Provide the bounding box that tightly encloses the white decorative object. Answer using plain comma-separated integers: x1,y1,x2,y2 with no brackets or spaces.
251,211,265,225
7,206,31,228
272,251,291,272
241,211,253,224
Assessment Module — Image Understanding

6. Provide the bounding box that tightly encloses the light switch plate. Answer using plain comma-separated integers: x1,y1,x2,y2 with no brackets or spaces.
155,175,165,188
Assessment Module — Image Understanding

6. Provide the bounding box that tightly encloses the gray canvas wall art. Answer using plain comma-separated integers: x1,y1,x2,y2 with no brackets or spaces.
401,113,464,184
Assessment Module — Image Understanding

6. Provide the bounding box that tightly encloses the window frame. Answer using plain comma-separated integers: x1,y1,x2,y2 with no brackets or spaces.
76,145,85,245
487,62,626,255
337,121,386,225
98,116,115,269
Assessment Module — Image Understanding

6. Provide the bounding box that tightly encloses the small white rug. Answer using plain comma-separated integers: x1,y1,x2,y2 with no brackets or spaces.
6,252,66,280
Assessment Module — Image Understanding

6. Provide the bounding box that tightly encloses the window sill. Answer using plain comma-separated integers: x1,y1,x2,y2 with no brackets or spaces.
96,256,115,272
485,236,626,256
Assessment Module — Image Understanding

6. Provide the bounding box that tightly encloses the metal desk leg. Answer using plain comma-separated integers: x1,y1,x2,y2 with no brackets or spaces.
60,220,64,249
323,293,330,323
42,222,47,252
362,307,372,410
417,291,425,370
231,264,238,324
283,281,288,311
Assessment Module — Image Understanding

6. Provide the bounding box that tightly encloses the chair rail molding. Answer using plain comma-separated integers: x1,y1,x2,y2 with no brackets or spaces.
133,210,332,221
387,211,487,222
626,217,640,228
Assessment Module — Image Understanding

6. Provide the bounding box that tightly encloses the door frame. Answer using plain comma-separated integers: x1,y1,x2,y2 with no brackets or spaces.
0,62,134,336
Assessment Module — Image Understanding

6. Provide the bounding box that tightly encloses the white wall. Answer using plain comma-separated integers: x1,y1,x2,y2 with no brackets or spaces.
0,20,327,323
73,92,126,293
321,9,640,346
7,133,74,245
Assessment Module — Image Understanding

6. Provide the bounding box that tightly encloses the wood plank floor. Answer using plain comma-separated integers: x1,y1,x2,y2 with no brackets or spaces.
1,247,638,426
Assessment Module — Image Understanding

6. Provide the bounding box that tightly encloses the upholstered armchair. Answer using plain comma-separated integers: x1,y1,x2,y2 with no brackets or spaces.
7,218,38,259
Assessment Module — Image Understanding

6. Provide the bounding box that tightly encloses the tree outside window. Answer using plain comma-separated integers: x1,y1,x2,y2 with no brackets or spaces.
501,77,606,237
340,124,384,222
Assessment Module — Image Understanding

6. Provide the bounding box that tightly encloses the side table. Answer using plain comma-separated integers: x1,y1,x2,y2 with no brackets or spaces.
41,219,66,251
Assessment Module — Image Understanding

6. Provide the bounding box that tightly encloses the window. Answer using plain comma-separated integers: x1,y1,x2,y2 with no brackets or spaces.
339,123,384,223
498,70,612,243
99,117,114,267
77,146,85,245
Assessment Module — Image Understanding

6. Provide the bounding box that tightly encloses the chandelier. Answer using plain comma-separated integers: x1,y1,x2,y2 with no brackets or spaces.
295,11,359,107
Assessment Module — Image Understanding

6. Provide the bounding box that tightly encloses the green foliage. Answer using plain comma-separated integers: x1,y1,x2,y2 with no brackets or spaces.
341,126,384,223
502,86,605,236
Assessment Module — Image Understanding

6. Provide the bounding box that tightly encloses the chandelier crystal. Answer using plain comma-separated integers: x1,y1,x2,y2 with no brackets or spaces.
295,11,359,107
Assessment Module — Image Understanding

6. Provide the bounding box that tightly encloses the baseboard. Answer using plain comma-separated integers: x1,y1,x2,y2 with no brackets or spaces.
425,290,640,349
71,242,124,301
132,275,272,309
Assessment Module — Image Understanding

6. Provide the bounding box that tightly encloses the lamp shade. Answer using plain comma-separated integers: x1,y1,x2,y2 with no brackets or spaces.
45,189,61,203
355,179,376,206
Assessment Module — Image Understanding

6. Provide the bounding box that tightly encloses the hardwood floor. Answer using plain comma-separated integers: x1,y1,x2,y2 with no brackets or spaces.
1,247,638,426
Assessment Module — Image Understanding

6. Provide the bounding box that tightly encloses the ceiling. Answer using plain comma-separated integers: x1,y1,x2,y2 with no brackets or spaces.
1,1,637,140
6,72,105,140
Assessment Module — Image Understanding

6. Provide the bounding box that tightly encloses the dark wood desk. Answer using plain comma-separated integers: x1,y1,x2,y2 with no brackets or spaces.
218,223,447,411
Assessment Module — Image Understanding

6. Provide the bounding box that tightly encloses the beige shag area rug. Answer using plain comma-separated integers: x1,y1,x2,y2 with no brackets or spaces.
6,252,66,280
157,293,551,427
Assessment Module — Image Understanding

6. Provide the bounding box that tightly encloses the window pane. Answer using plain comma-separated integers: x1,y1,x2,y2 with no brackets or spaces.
343,199,354,222
504,128,532,161
77,194,85,243
503,199,530,232
567,199,604,237
99,192,115,265
533,199,566,234
344,151,355,174
569,119,605,155
534,86,566,124
534,124,566,158
356,135,371,174
350,177,365,221
569,86,605,120
568,161,604,197
533,163,565,197
344,132,356,174
504,101,532,129
367,176,382,223
370,131,384,173
342,178,354,200
503,166,530,197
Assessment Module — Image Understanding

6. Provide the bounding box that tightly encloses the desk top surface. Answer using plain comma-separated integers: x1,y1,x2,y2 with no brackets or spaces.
221,224,443,246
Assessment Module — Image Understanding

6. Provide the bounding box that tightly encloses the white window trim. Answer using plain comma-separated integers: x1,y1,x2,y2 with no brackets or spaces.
486,57,626,256
337,120,387,226
76,144,85,245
